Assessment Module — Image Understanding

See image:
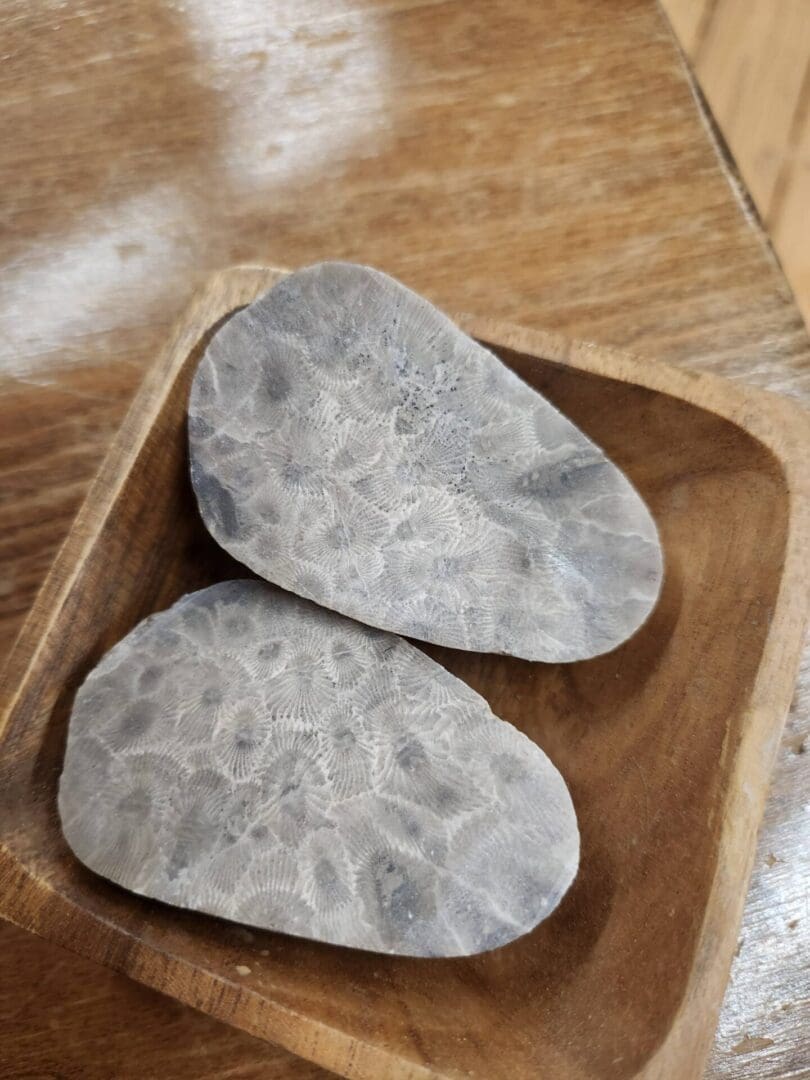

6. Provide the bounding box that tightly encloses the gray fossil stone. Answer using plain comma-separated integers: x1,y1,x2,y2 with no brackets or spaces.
59,580,579,957
189,262,662,662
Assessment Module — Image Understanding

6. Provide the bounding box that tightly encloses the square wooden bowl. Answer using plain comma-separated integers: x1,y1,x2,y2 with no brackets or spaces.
1,267,808,1080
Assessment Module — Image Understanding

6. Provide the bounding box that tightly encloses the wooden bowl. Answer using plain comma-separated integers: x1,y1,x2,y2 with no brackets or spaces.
1,267,808,1080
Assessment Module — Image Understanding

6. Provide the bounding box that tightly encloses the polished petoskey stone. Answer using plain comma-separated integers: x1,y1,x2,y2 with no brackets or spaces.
189,263,662,662
59,581,579,957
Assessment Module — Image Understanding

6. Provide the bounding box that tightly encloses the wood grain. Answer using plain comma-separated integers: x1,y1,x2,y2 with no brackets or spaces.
663,0,810,327
1,265,808,1080
0,919,328,1080
1,1,809,1077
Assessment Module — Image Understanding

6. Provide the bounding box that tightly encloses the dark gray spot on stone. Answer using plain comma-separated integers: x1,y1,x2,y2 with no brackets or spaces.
190,462,240,539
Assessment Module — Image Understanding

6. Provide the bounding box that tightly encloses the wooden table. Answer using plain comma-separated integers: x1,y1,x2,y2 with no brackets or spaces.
1,1,807,1077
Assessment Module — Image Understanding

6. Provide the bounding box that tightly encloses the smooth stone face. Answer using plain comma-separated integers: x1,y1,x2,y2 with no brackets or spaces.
189,262,662,662
59,581,579,957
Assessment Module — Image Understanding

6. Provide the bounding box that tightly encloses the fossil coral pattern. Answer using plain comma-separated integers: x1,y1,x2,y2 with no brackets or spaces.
189,262,663,661
59,581,579,956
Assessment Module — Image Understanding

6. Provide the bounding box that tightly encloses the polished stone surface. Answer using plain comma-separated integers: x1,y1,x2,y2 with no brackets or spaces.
189,263,662,661
59,580,579,957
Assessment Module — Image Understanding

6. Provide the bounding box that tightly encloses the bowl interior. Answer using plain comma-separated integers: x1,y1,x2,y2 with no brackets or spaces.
0,324,789,1079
